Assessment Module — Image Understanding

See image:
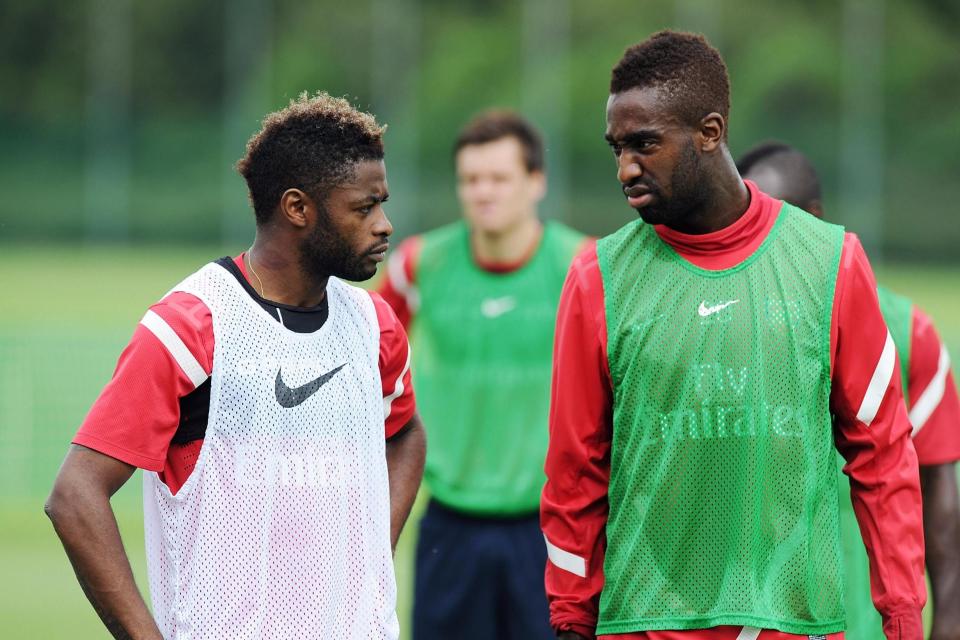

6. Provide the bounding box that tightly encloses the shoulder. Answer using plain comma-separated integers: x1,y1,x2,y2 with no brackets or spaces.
419,220,467,245
366,290,403,335
544,220,591,265
877,283,914,313
417,221,468,256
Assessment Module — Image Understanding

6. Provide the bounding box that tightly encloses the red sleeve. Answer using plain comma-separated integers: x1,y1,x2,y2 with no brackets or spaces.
377,236,422,331
72,292,213,471
540,241,611,638
906,306,960,465
370,291,416,439
829,233,927,638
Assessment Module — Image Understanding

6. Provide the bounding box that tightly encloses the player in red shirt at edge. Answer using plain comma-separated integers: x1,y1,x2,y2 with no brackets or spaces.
45,93,426,639
540,31,926,640
737,141,960,639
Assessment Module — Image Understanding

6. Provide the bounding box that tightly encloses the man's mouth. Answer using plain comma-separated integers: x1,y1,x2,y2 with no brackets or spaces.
624,185,654,208
367,243,389,262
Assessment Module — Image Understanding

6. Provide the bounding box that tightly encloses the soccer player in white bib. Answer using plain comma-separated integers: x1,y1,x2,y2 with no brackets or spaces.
45,93,426,639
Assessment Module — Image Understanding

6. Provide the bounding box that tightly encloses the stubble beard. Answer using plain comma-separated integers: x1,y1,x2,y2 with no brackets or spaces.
637,141,710,228
299,214,374,284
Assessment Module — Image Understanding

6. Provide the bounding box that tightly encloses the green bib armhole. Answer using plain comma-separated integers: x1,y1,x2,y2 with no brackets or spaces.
877,285,913,405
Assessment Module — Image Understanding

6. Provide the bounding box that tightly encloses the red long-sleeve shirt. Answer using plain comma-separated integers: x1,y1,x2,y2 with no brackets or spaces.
905,305,960,465
541,182,926,640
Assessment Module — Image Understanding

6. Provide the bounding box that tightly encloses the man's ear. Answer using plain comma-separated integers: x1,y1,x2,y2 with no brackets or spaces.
698,112,725,152
278,188,313,229
529,170,547,203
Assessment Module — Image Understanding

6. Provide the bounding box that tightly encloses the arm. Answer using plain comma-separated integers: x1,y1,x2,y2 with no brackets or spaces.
921,462,960,640
830,235,926,639
541,246,612,639
385,414,426,551
904,307,960,638
50,293,212,637
45,445,162,640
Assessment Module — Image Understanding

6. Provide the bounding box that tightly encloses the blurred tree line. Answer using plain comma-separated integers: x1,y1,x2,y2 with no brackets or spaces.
0,0,958,260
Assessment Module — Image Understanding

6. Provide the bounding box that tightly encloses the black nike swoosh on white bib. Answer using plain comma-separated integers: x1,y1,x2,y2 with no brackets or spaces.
274,364,346,408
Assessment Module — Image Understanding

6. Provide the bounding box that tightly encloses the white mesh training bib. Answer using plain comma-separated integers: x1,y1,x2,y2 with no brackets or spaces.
143,263,397,639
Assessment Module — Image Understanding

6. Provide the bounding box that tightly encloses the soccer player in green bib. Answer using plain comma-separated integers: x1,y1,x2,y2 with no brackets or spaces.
378,111,587,639
738,141,960,640
540,31,926,640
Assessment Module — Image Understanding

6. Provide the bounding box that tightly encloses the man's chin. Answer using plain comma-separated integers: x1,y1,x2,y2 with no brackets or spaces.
635,207,668,225
337,263,378,283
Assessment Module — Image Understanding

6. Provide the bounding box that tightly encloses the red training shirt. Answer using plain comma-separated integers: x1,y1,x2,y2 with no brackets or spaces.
541,181,926,640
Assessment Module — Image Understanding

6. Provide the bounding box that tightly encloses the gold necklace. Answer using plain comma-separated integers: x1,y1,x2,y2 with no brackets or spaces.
246,249,266,298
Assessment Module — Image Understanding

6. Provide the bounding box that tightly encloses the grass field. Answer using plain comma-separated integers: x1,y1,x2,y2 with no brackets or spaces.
0,244,957,638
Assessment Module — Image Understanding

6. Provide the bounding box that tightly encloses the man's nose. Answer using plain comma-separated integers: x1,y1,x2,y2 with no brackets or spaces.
374,206,393,237
617,154,642,185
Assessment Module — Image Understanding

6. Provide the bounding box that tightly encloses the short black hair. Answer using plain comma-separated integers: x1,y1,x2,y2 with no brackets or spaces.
736,140,822,211
237,91,386,225
611,30,731,136
453,109,544,173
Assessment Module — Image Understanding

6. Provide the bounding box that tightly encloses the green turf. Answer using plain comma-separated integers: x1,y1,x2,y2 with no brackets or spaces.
0,245,956,637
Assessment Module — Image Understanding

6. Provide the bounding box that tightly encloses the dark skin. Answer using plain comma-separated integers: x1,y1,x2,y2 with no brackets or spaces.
744,161,960,640
604,86,749,235
922,463,960,639
45,158,427,640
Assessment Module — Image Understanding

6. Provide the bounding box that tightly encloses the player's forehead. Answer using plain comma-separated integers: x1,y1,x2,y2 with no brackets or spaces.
327,159,388,199
455,137,527,175
605,86,677,139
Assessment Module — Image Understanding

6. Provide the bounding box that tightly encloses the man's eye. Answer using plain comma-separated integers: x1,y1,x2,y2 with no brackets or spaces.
359,205,373,214
610,144,622,156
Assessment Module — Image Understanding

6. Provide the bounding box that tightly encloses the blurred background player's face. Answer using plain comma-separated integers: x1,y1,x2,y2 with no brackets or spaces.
606,87,708,228
455,136,546,236
300,159,393,282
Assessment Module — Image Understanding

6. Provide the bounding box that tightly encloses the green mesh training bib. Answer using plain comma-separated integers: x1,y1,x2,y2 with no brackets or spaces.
596,204,846,634
412,220,584,515
838,285,914,640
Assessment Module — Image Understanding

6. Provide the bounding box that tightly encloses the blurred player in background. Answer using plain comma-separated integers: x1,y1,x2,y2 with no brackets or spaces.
378,110,587,639
738,140,960,640
541,31,926,640
45,92,426,639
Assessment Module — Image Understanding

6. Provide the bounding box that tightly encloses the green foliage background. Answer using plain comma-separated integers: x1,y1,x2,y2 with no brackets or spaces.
1,0,959,256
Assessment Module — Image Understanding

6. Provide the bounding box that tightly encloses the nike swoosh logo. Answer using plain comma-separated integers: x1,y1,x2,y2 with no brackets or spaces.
275,364,346,408
480,296,516,319
698,299,740,317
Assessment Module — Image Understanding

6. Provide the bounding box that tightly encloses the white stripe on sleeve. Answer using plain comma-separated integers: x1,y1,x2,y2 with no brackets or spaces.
909,344,951,436
857,330,896,427
735,627,761,640
382,345,412,420
140,310,208,389
544,535,586,578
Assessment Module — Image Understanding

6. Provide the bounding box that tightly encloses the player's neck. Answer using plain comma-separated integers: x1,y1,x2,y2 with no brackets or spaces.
246,241,328,308
664,158,751,236
470,215,543,267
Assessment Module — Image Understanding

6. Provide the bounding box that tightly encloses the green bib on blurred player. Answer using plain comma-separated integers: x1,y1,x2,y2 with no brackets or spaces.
411,220,584,515
596,204,847,634
838,285,913,640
